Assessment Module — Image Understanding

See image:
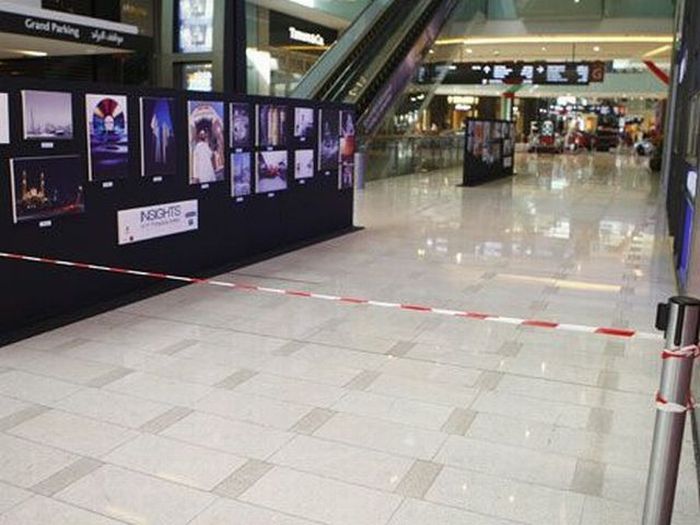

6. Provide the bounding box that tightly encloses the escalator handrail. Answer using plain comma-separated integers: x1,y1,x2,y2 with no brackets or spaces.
322,0,436,103
292,0,397,100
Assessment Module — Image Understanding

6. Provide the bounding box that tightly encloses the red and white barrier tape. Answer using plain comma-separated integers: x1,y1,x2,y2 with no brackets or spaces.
655,344,700,413
0,250,661,340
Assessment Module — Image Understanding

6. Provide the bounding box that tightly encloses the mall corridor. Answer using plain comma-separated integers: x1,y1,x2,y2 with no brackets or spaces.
0,153,696,524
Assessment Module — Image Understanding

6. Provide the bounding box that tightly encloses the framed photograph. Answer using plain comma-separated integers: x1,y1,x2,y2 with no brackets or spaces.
339,110,355,189
258,104,288,147
256,150,288,193
0,93,9,144
294,107,315,141
10,155,85,224
86,94,129,181
230,102,251,148
319,109,339,172
22,90,73,140
231,152,252,197
187,100,225,185
294,149,314,180
140,97,176,178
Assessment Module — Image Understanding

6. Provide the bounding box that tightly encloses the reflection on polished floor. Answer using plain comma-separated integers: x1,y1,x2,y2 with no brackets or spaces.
0,153,697,524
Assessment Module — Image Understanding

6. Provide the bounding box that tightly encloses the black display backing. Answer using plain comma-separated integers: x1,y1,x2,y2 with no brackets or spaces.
0,77,354,343
461,118,515,187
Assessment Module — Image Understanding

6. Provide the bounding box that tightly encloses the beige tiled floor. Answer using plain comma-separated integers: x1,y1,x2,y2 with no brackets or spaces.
0,152,697,524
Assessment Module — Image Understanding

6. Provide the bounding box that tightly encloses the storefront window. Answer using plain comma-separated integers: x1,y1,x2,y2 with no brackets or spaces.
245,2,341,97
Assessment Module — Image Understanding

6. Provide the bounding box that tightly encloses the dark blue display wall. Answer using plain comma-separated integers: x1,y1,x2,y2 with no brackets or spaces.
0,77,355,343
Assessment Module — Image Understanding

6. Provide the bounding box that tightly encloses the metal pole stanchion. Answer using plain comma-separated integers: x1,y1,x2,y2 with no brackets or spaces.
643,296,700,525
355,150,366,190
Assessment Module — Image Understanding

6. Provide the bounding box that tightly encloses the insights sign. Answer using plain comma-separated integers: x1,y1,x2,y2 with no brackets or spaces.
117,200,199,245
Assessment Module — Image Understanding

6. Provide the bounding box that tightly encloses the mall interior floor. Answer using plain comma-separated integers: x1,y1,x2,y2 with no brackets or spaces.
0,152,698,524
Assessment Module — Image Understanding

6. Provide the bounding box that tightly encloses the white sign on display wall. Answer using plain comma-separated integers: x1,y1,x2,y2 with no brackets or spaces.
117,200,199,245
0,93,9,144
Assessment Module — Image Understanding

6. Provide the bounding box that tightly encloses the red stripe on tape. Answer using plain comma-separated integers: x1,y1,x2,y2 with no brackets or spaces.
594,327,636,338
229,283,257,290
457,312,492,320
401,304,432,312
522,320,559,329
109,267,130,274
286,290,312,297
147,272,169,279
72,262,91,269
339,297,369,304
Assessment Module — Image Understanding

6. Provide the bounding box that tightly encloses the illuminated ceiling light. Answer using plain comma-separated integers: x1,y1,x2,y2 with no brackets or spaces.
593,46,601,52
12,49,48,57
465,47,473,53
493,50,500,56
541,46,547,51
643,44,672,58
435,34,673,46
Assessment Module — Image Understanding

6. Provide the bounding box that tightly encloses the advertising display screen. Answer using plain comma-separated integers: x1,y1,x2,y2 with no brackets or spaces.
10,155,85,223
187,100,225,185
463,118,516,186
177,0,214,53
86,94,129,181
22,90,73,140
182,63,213,92
140,97,176,178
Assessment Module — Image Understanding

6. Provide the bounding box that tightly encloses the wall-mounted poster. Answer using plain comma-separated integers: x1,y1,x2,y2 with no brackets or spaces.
22,90,73,140
9,155,85,224
231,152,252,197
187,100,225,185
231,103,251,149
178,0,214,53
0,93,9,144
86,94,129,181
140,97,176,178
339,110,355,190
257,150,288,193
258,104,287,147
319,109,339,173
294,149,314,180
294,107,315,142
118,199,199,245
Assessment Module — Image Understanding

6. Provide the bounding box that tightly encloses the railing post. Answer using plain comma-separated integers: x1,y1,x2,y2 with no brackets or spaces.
643,296,700,525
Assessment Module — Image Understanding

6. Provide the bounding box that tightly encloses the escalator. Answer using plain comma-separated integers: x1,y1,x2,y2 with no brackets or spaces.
293,0,459,136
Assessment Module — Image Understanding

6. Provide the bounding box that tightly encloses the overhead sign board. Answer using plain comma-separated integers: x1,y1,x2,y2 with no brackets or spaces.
0,8,148,50
443,61,606,86
268,11,337,48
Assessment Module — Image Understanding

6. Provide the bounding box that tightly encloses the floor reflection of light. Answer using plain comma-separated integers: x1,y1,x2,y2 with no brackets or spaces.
498,273,621,292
